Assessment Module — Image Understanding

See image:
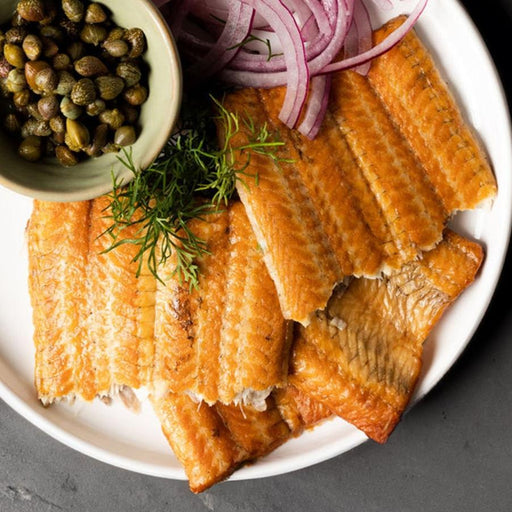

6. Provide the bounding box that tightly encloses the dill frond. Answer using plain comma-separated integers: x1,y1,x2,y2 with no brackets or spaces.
103,92,286,287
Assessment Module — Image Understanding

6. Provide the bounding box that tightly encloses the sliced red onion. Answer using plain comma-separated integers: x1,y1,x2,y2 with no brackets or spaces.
240,0,310,127
321,0,428,73
345,0,372,75
298,74,331,138
186,3,254,77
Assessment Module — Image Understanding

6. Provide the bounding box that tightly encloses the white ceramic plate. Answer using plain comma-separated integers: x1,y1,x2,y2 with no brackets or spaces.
0,0,511,482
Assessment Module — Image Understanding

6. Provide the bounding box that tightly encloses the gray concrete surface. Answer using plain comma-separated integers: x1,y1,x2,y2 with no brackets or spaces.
2,0,512,510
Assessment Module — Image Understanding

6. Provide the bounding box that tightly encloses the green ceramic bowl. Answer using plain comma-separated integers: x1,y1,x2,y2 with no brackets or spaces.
0,0,182,201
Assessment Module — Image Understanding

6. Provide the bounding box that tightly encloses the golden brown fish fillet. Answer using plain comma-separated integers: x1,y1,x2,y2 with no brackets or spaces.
274,385,333,434
151,392,245,493
221,89,342,326
151,393,291,493
369,17,497,212
290,231,483,443
153,201,290,406
28,200,91,404
28,197,156,403
86,196,156,396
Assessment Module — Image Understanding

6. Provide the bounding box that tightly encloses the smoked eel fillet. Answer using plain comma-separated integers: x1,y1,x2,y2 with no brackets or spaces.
28,200,91,403
368,17,497,212
28,197,156,404
221,88,342,326
153,201,290,407
151,392,291,493
289,231,483,443
86,196,156,397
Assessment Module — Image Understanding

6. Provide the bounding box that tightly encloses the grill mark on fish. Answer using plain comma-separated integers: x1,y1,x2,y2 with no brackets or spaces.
368,17,497,211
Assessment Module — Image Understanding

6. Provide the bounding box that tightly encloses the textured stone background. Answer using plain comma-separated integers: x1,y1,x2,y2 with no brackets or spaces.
2,0,512,510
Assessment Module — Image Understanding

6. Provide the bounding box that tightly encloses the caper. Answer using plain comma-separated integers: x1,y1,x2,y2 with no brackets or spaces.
39,25,63,41
85,3,107,24
49,115,65,133
4,113,21,133
38,94,59,120
25,60,50,90
84,123,108,157
114,125,136,147
123,84,148,106
120,104,139,124
41,36,59,58
6,27,28,45
22,34,43,61
80,24,107,46
0,57,13,78
103,39,128,58
124,28,146,58
27,102,43,120
85,98,106,116
34,67,58,94
101,141,119,154
95,75,124,100
33,119,52,136
21,118,39,137
53,53,71,71
18,135,42,161
66,40,84,61
13,89,31,108
4,44,26,68
6,68,27,93
74,55,107,77
70,78,96,106
62,0,84,22
99,108,124,130
65,118,89,151
55,70,76,95
11,12,29,28
55,144,78,166
116,61,141,87
60,96,81,119
17,0,45,23
105,27,125,43
52,130,65,144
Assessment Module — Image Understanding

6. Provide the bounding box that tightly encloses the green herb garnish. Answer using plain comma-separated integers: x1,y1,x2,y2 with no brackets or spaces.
103,93,285,288
227,34,284,62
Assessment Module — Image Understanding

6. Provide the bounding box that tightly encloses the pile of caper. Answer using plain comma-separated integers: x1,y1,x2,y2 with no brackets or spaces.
0,0,148,166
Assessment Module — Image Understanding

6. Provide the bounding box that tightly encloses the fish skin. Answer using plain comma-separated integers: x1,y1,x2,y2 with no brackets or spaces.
290,231,483,443
369,17,497,212
28,200,91,403
153,202,289,405
329,69,447,256
86,196,156,394
221,89,343,326
151,392,245,493
215,396,291,458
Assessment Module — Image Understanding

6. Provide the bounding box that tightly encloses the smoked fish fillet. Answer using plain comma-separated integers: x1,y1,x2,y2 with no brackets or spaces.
151,392,291,493
221,19,496,325
369,17,497,212
289,231,483,443
28,200,91,403
28,198,156,403
153,201,290,407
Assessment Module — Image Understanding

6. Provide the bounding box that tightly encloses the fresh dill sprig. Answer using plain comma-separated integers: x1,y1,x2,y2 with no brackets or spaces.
103,93,286,287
